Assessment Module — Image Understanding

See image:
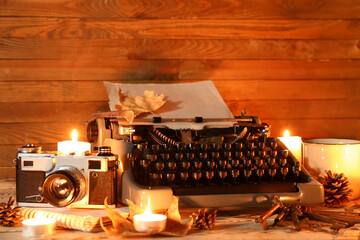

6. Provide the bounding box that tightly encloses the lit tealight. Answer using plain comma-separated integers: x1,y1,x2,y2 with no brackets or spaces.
133,198,167,234
57,129,91,155
22,216,56,238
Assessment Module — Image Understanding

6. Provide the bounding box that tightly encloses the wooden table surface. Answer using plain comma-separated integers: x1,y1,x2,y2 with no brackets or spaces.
1,179,359,240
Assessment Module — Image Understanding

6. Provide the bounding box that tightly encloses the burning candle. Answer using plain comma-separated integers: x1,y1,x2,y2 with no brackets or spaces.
57,129,91,155
22,215,56,238
278,130,302,161
133,198,167,234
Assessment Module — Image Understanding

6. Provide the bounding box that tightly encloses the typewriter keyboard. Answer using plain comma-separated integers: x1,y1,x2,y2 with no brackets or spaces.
128,137,309,196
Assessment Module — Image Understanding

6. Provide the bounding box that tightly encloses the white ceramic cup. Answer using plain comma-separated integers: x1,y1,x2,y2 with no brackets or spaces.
303,138,360,199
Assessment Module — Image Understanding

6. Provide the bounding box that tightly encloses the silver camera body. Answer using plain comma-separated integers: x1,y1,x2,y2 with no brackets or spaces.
16,144,118,208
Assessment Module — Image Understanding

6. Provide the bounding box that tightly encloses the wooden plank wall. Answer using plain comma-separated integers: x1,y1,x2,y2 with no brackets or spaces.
0,0,359,179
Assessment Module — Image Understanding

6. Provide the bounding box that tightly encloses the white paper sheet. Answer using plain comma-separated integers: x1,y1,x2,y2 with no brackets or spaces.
104,80,233,119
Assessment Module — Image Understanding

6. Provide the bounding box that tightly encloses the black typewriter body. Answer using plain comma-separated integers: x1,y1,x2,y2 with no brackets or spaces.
87,113,324,209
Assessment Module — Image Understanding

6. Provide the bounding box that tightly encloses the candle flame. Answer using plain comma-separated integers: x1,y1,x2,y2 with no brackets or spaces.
144,197,151,215
284,130,290,137
71,129,78,142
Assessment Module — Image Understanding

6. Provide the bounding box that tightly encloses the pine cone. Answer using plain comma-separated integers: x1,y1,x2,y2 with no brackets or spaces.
318,170,353,208
0,196,22,227
192,208,217,230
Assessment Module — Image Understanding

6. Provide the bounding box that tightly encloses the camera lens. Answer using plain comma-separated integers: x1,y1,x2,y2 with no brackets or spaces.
52,178,71,199
42,167,87,207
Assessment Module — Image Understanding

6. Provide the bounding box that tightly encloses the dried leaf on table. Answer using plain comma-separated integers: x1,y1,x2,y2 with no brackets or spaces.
100,197,134,235
115,89,166,117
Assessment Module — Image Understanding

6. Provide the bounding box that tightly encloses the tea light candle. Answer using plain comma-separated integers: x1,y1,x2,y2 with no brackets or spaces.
133,199,167,234
57,129,91,155
278,130,302,161
22,217,56,238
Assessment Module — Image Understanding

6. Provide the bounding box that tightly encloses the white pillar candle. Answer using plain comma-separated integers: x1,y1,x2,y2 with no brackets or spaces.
57,129,91,155
22,217,56,238
278,130,302,161
133,198,167,234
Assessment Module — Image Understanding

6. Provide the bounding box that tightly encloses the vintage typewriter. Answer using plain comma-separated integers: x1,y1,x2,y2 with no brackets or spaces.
87,111,324,210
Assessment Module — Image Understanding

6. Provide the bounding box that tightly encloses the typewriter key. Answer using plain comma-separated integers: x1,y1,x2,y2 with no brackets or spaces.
186,152,195,160
205,159,216,170
267,138,278,149
279,158,287,167
137,144,147,151
245,141,255,150
205,171,215,181
253,158,264,167
154,161,165,171
267,157,276,167
151,145,160,152
217,170,227,180
268,150,277,157
223,143,232,150
282,150,289,158
179,155,190,169
229,158,240,168
166,160,177,170
257,142,266,149
233,142,244,151
199,143,208,150
179,172,189,186
175,143,184,151
257,150,266,158
281,167,289,180
211,152,220,160
242,158,252,168
230,169,240,182
140,159,150,168
160,153,170,161
246,150,255,158
217,159,227,169
164,173,175,182
174,152,183,160
269,168,277,178
198,152,207,160
192,158,202,170
243,169,252,181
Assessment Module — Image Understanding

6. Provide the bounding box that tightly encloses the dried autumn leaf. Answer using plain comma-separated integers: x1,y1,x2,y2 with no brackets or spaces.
100,197,134,235
115,89,166,117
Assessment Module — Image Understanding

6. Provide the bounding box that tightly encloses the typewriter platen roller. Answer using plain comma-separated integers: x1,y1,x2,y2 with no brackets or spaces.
87,111,324,210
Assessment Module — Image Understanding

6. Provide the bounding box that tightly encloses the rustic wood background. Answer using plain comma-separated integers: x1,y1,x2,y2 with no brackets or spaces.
0,0,359,179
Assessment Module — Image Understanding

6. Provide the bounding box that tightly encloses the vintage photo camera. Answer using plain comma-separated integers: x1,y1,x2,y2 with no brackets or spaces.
16,144,118,208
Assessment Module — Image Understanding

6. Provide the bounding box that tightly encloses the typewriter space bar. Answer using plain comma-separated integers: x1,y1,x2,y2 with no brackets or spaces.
173,182,298,196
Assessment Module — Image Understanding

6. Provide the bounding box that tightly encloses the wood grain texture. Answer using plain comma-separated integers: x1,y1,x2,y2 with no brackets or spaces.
1,0,359,19
1,38,360,60
0,167,15,179
1,99,358,124
1,60,360,81
0,80,359,103
0,102,109,123
0,122,88,145
1,18,360,40
228,99,360,120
